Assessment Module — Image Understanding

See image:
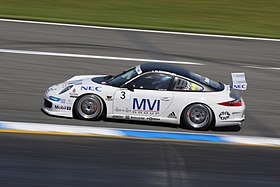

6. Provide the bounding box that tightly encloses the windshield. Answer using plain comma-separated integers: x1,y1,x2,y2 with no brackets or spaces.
108,68,138,87
189,72,224,91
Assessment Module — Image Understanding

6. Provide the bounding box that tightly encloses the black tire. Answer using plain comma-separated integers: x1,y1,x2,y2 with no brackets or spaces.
74,94,104,120
181,103,213,130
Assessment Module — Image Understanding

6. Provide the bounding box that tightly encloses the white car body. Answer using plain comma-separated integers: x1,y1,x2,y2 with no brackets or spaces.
42,63,246,129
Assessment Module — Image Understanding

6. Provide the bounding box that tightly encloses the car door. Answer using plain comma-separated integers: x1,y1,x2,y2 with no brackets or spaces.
113,72,174,119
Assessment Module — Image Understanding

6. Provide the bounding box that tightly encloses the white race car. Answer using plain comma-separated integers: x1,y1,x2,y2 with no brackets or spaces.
42,63,247,130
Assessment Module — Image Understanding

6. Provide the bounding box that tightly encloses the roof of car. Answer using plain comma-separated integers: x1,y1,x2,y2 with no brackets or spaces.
140,63,192,78
139,63,224,91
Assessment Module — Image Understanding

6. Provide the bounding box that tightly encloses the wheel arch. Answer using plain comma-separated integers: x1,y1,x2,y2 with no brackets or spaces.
179,102,216,130
72,93,107,119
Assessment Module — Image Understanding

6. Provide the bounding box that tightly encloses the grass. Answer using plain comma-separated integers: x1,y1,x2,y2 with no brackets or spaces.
0,0,279,38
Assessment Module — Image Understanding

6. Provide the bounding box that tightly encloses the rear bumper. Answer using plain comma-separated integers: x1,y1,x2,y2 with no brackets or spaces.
214,100,246,127
215,115,245,127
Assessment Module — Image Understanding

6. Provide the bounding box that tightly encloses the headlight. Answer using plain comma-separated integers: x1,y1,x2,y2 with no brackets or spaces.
59,85,73,95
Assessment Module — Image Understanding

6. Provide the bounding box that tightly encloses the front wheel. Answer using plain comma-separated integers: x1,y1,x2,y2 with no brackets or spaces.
181,103,213,130
74,94,104,120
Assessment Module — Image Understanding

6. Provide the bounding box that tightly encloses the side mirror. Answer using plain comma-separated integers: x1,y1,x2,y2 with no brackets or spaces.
121,84,135,92
127,86,134,92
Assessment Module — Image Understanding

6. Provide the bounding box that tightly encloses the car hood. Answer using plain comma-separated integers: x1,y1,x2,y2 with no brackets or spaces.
67,75,106,82
45,75,106,96
65,75,111,85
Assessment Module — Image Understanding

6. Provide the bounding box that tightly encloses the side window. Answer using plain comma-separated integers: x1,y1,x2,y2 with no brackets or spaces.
127,73,172,90
173,77,203,91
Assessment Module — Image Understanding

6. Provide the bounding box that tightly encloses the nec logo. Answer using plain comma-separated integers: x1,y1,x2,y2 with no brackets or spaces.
233,84,246,89
133,98,160,111
81,86,102,92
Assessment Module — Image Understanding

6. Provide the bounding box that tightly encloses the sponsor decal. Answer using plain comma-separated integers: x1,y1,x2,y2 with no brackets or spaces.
132,98,160,115
61,99,72,104
233,84,246,89
130,116,145,120
135,65,142,74
106,96,113,101
219,111,230,120
112,115,124,119
81,85,102,92
49,96,61,102
54,105,71,110
167,112,177,119
69,88,78,97
115,107,131,113
146,117,160,121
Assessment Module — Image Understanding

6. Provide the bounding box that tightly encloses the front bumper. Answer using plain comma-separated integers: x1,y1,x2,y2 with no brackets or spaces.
42,90,74,118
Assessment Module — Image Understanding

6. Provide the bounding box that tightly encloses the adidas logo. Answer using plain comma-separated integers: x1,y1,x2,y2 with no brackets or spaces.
167,112,177,119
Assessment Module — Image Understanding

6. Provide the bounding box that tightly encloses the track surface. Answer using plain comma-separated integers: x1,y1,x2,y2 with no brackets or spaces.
0,133,279,187
0,20,280,137
0,20,280,187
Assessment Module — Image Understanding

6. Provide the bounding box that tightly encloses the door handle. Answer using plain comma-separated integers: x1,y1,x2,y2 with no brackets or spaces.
161,97,171,101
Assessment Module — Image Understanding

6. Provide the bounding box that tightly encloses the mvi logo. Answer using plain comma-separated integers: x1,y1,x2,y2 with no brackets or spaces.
133,98,160,111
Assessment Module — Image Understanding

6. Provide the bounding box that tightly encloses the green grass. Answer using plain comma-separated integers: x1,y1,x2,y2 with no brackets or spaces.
0,0,279,38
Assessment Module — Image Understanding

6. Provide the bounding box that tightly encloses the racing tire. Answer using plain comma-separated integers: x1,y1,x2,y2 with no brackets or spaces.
181,103,213,130
74,94,104,120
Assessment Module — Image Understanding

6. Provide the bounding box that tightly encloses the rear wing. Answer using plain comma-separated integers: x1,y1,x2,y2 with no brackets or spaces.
230,73,247,99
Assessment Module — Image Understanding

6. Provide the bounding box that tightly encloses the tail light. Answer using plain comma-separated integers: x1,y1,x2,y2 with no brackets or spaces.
218,99,242,107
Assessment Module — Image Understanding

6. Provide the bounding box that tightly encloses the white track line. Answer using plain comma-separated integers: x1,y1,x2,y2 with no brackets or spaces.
0,18,279,42
0,48,204,65
243,65,280,71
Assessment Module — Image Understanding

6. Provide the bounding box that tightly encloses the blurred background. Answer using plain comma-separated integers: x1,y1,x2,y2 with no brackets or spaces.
0,0,279,38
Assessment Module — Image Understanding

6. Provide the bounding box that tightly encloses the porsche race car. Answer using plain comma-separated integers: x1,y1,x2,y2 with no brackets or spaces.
42,63,247,130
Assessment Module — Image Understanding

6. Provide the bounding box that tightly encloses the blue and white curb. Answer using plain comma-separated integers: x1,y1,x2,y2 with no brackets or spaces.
0,121,279,147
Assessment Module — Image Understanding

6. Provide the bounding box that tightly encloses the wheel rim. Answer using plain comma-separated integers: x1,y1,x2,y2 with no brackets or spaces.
186,104,210,128
77,95,102,119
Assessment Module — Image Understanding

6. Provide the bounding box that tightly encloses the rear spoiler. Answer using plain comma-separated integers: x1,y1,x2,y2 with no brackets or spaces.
230,73,247,99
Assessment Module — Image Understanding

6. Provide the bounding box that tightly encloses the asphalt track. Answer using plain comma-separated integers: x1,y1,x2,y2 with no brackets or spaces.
0,20,279,137
0,133,279,187
0,20,280,187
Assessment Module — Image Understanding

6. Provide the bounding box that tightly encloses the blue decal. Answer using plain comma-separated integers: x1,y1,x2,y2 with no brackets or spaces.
81,85,102,92
120,130,228,142
49,96,61,102
133,98,160,111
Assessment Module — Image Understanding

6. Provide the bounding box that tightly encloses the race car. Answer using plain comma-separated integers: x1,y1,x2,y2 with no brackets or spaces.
42,63,247,130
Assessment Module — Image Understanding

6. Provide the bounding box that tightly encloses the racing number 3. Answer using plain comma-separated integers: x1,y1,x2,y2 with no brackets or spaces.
120,91,126,99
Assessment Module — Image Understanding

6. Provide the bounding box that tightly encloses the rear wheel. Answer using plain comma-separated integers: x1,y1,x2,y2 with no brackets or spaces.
181,103,213,130
74,94,104,120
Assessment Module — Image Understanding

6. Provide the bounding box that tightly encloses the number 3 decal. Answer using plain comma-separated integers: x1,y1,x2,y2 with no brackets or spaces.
120,91,126,99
